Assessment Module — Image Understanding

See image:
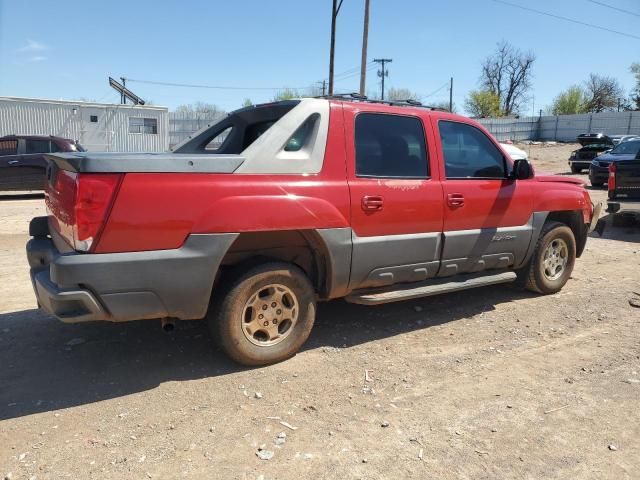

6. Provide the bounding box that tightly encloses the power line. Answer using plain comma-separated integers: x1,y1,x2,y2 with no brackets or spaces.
126,78,312,91
489,0,640,40
418,81,451,100
587,0,640,17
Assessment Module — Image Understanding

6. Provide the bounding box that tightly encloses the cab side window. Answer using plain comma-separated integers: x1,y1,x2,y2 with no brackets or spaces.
439,120,506,179
26,139,51,154
355,113,428,178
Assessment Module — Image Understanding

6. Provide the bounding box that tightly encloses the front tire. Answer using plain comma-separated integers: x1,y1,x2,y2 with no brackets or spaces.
522,222,576,294
571,166,581,174
208,262,316,366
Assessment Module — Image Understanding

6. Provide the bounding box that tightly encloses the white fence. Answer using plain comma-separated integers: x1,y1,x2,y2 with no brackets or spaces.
169,112,225,148
477,111,640,142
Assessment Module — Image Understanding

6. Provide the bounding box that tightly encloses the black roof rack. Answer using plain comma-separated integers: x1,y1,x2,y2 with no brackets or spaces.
315,92,450,112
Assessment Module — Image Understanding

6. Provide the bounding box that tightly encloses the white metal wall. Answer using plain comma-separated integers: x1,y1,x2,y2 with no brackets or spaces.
477,111,640,142
0,97,169,152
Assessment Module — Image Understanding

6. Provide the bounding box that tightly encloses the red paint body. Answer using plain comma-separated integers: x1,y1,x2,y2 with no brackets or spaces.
48,101,593,254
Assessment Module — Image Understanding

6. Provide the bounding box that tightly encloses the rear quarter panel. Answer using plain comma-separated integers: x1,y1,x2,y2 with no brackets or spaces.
96,103,350,253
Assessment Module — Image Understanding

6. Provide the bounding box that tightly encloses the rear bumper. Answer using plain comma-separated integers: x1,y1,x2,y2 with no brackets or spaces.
588,167,608,185
569,160,592,169
607,200,640,214
27,217,238,323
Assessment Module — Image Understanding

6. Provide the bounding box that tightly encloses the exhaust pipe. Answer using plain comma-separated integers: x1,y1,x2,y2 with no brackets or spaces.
161,318,176,333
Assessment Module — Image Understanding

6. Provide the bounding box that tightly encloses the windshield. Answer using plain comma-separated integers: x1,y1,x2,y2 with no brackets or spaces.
610,140,640,155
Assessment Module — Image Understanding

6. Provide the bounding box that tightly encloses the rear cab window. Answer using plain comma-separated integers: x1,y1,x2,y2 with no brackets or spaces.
355,113,429,178
439,120,507,179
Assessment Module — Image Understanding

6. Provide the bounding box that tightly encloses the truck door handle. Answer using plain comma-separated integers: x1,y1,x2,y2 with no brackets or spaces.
8,160,19,165
361,195,384,211
447,193,465,208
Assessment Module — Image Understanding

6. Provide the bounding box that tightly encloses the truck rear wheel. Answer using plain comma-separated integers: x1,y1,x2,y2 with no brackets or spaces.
522,222,576,294
208,262,316,366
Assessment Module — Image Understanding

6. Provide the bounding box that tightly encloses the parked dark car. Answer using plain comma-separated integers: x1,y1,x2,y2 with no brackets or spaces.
568,133,614,173
609,134,640,146
589,139,640,186
0,135,84,191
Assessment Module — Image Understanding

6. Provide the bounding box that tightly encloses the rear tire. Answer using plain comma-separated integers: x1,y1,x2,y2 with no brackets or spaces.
207,262,316,366
521,222,576,294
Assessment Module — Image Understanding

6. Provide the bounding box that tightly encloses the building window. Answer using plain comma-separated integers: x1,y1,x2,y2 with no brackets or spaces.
129,117,158,134
90,115,98,123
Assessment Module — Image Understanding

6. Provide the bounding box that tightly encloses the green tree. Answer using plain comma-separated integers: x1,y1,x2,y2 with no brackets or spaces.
272,88,300,102
551,86,587,115
631,63,640,110
464,90,502,117
242,98,253,107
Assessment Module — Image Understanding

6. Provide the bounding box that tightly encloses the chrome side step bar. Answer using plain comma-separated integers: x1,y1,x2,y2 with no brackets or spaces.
345,271,517,306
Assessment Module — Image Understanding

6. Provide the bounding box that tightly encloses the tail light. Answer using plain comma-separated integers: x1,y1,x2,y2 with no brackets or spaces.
608,162,616,192
47,171,122,252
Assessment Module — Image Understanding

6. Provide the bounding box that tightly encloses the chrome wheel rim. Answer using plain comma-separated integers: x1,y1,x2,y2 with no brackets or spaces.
241,284,298,347
542,238,569,281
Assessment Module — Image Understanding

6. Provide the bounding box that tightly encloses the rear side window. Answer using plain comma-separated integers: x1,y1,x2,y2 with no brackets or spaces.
0,139,18,155
355,113,428,178
205,127,233,151
439,121,506,179
284,114,319,152
26,139,51,154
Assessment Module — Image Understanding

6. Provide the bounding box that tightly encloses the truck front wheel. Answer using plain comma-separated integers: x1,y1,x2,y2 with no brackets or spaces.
521,222,576,294
208,262,316,366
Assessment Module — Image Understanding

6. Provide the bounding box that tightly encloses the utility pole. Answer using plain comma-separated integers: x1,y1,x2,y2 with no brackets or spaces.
317,80,327,96
120,77,126,104
328,0,344,96
359,0,370,96
374,58,392,100
617,97,621,112
449,77,453,112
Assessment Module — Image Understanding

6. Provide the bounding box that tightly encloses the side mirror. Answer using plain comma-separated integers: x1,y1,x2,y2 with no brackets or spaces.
512,159,534,180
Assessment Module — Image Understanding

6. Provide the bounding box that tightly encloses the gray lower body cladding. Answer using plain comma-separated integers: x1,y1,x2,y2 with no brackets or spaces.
27,224,238,323
346,213,546,290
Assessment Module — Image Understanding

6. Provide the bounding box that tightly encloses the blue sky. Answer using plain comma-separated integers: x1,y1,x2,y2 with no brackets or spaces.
0,0,638,114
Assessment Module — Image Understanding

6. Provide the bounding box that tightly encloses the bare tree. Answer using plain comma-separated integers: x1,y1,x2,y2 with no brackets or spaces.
480,41,535,116
174,102,223,117
386,87,420,101
583,74,624,113
630,63,640,110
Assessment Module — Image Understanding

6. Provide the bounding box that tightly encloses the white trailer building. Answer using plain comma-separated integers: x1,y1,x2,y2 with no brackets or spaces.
0,96,169,152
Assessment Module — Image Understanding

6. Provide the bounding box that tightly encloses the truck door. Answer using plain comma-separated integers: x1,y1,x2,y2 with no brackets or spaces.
20,138,50,190
435,119,534,276
344,104,444,290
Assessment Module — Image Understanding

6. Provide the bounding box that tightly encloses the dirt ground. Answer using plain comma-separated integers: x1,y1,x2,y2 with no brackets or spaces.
1,144,639,480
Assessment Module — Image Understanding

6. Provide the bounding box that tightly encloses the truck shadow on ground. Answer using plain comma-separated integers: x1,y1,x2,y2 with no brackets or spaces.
0,192,44,201
591,213,640,243
0,285,535,421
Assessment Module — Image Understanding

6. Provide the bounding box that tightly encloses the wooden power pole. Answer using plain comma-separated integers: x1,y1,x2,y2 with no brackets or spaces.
359,0,370,96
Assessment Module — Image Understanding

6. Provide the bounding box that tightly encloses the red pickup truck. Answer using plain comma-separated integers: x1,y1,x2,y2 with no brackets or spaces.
27,97,600,365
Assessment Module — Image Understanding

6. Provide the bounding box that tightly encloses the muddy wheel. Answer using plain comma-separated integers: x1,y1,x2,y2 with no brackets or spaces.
208,262,316,366
522,222,576,294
